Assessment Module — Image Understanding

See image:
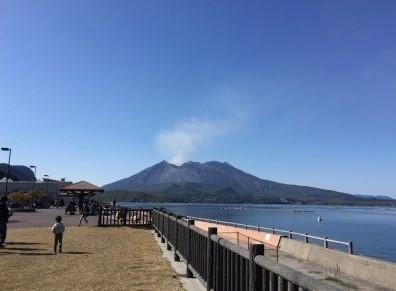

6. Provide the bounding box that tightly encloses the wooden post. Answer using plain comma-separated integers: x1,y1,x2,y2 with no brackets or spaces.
206,227,217,291
98,207,102,226
174,215,182,261
186,219,195,278
249,244,264,291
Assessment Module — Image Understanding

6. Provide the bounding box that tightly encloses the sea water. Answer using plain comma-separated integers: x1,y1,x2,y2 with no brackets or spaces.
121,202,396,263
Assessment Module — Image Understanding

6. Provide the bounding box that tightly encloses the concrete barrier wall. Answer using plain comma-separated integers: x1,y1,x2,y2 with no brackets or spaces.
279,238,396,290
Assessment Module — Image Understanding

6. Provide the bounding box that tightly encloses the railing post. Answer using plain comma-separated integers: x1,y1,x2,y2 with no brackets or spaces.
287,281,296,290
186,219,195,278
98,207,102,226
123,208,127,226
249,243,264,291
174,215,182,261
156,210,161,237
348,241,354,254
166,213,172,251
161,211,166,243
154,210,158,232
278,275,286,291
305,233,309,243
324,236,328,248
269,272,276,290
206,227,217,291
288,230,293,239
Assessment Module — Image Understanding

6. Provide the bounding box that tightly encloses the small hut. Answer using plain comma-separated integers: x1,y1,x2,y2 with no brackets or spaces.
60,181,104,213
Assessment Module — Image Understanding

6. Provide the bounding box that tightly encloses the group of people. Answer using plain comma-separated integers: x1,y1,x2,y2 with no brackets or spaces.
51,198,65,208
0,195,66,253
0,195,102,253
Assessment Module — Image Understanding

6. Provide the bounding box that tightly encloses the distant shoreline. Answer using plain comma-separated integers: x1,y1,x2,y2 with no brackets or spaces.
99,193,396,207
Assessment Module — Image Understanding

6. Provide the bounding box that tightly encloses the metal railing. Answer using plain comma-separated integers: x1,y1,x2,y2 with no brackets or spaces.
153,208,342,291
187,215,354,254
98,207,153,226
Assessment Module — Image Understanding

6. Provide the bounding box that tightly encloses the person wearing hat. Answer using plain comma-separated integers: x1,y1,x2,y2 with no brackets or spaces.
0,196,10,247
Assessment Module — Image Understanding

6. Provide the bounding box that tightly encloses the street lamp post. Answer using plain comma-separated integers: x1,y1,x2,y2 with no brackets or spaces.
1,147,12,196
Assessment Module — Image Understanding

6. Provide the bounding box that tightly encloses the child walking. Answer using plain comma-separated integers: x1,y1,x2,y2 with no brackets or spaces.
51,215,65,254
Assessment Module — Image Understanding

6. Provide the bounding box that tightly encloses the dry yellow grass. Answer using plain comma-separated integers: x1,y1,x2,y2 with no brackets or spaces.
0,227,184,291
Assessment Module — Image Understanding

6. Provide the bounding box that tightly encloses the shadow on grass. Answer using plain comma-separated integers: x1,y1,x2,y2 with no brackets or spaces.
22,252,56,256
6,242,45,245
0,251,53,256
61,251,91,255
4,247,44,251
0,251,91,256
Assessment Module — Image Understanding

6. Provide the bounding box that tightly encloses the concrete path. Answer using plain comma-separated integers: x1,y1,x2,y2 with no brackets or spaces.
8,208,98,228
194,220,390,291
153,231,206,291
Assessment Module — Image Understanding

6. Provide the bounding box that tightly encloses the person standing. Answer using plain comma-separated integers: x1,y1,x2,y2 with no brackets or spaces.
78,202,90,226
51,215,65,253
0,196,10,248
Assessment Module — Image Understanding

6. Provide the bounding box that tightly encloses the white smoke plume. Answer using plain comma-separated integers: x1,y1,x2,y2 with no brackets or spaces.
155,118,225,165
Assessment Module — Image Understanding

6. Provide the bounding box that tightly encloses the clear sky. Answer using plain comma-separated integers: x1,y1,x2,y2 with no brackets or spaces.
1,1,395,196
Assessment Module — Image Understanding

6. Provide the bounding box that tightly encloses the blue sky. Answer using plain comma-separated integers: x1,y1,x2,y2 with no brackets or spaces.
1,1,395,196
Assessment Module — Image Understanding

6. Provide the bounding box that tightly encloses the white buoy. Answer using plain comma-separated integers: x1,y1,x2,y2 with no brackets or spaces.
317,215,322,222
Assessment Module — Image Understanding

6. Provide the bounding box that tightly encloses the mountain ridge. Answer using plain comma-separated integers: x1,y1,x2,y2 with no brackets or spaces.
102,161,394,205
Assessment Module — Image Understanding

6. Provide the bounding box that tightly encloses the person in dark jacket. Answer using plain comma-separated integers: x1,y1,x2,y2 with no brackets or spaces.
0,196,10,247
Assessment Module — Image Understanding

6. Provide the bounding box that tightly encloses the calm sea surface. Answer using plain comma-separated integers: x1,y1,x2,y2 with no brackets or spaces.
122,203,396,263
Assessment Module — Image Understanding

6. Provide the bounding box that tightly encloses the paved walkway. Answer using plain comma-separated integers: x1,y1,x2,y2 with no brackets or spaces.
194,220,389,291
153,231,205,291
8,208,97,228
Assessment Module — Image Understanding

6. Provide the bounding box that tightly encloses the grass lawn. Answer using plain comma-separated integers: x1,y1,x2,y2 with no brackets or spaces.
0,226,184,291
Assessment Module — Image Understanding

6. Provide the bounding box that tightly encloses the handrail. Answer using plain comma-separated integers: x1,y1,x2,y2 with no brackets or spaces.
153,208,343,291
187,215,354,254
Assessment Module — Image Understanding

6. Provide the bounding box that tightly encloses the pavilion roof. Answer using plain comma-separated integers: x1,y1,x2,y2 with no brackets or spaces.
61,180,104,193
